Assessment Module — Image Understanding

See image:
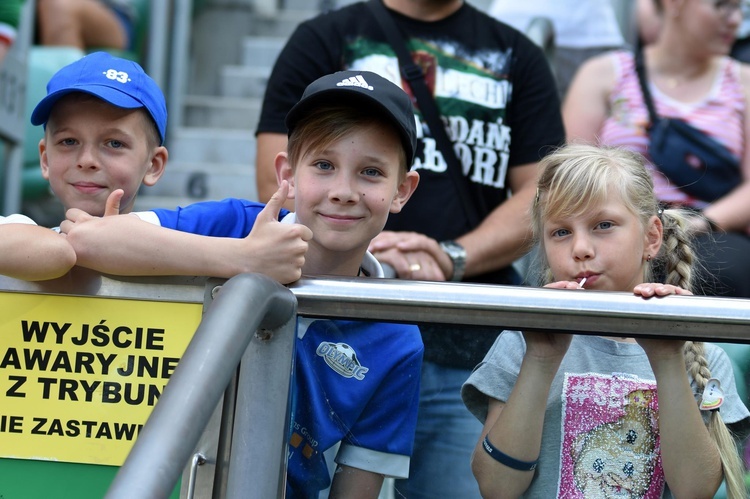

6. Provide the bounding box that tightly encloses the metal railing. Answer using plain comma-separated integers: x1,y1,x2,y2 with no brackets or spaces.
1,272,747,498
291,277,750,342
105,273,297,499
143,276,750,497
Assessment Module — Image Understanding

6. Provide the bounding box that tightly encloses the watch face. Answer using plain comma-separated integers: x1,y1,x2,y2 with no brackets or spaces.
441,241,465,259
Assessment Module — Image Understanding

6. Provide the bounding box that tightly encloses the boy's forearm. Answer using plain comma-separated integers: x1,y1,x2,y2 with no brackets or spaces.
67,215,242,278
0,225,76,280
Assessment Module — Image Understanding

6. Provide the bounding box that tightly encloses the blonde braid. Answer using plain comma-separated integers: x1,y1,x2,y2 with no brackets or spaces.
683,341,747,498
662,212,744,497
656,209,694,291
683,341,711,388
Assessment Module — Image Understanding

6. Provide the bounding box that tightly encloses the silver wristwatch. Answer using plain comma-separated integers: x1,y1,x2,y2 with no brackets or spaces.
439,240,466,282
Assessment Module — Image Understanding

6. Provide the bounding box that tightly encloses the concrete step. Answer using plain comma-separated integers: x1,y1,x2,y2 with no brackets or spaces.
141,160,257,203
240,36,288,71
246,9,316,38
184,94,262,129
166,126,256,165
136,4,320,208
220,64,270,99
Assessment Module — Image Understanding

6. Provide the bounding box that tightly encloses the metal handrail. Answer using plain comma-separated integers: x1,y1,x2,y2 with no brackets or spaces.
146,1,171,92
102,274,749,498
289,277,750,342
105,273,297,499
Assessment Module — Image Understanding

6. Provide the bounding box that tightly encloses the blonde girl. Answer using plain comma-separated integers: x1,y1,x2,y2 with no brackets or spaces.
462,144,749,498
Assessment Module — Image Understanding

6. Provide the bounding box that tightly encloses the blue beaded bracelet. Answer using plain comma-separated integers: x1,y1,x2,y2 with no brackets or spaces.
482,435,538,471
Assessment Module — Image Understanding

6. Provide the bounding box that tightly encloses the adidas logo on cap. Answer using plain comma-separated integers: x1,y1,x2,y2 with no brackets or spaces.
336,75,374,91
285,70,418,166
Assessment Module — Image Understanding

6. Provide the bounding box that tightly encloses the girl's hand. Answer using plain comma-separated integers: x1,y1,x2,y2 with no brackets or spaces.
522,330,573,362
520,281,579,361
632,283,689,358
635,336,686,360
633,283,693,298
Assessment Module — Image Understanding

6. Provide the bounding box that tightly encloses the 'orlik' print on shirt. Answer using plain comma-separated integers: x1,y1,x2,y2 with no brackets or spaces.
559,373,665,498
345,37,513,189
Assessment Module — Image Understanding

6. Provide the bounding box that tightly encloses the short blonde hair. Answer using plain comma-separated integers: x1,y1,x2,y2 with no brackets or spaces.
287,104,408,174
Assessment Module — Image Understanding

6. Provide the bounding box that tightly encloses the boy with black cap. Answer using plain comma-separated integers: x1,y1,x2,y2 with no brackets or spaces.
62,70,423,496
31,51,168,217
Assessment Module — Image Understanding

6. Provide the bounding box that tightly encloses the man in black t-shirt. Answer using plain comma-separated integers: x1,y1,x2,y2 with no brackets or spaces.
255,1,565,497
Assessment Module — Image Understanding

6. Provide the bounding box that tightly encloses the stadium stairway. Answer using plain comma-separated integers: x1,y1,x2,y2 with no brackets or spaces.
134,0,323,211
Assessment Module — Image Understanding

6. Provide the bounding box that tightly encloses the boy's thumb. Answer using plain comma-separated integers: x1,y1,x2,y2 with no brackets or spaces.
261,180,289,221
104,189,124,217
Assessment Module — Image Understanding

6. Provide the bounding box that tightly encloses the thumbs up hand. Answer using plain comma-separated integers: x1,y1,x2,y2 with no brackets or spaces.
241,181,312,284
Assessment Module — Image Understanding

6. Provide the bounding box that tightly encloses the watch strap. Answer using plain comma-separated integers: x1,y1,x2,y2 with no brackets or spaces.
440,240,466,282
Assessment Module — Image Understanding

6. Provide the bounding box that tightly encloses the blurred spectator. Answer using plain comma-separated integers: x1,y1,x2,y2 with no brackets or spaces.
487,0,625,97
564,0,750,299
36,0,136,52
638,0,750,63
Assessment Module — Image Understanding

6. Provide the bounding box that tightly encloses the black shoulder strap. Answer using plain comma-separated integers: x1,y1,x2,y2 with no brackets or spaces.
366,0,481,227
634,44,659,126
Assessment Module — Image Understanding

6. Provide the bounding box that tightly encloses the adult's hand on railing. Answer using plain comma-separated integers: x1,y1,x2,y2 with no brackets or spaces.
369,230,447,281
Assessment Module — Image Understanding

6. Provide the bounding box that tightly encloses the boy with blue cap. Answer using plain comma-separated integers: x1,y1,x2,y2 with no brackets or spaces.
62,70,423,496
31,51,168,217
0,51,153,281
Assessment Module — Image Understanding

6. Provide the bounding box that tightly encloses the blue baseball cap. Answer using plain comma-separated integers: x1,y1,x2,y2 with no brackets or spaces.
31,51,167,145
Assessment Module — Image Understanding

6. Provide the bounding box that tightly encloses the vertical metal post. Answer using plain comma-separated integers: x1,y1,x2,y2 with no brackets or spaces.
225,318,297,499
167,0,193,143
105,274,296,499
146,0,171,91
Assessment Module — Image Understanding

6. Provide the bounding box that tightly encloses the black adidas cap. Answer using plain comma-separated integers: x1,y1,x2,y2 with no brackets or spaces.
285,70,417,166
